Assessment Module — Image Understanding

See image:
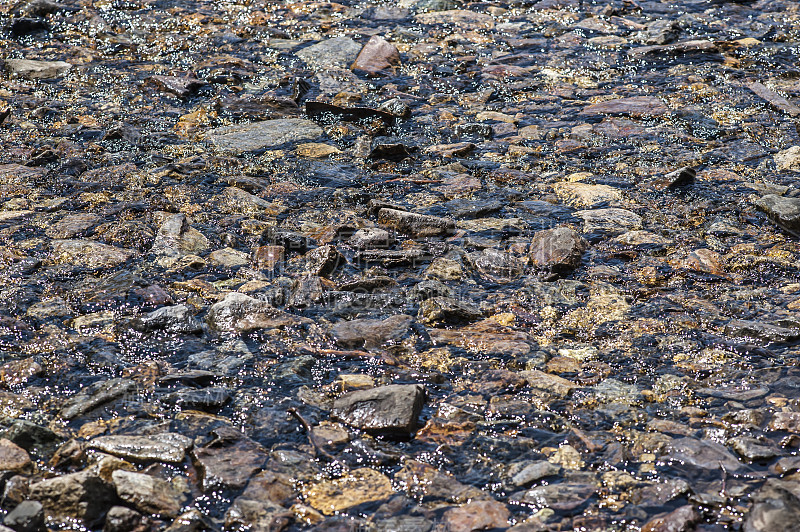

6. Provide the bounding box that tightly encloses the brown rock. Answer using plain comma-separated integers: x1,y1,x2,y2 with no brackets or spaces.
303,468,393,515
332,384,425,434
0,439,32,473
441,500,511,532
192,426,268,491
252,245,285,269
682,248,724,275
529,227,588,272
352,36,400,76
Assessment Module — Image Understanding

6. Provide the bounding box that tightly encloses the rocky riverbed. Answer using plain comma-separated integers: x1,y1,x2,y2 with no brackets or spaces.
2,0,800,530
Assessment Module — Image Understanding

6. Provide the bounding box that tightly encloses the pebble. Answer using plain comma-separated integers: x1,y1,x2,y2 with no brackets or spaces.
332,384,425,434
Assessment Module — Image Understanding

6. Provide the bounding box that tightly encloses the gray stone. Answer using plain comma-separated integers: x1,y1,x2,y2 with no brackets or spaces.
29,470,116,525
88,433,193,463
216,187,286,217
756,195,800,235
743,479,800,532
45,213,100,239
303,245,345,277
348,227,396,249
130,305,202,334
417,296,482,325
575,208,643,236
332,314,414,350
3,501,44,532
510,460,561,487
208,119,322,154
471,248,524,282
378,208,456,237
112,470,188,518
205,292,311,333
149,214,209,268
192,426,268,491
60,378,136,420
103,506,146,532
529,227,588,272
662,437,742,471
517,482,595,512
50,239,134,269
296,37,361,70
5,59,71,79
728,436,779,461
332,384,425,434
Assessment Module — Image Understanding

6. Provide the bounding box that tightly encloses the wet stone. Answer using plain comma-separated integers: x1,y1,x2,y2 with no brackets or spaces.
296,37,362,71
417,296,482,325
377,208,456,237
3,501,44,532
208,119,323,154
441,500,510,531
88,433,192,463
29,470,116,525
50,239,134,269
0,439,32,473
529,227,588,272
756,195,800,235
5,59,71,79
112,470,188,518
332,314,414,350
304,468,393,515
332,384,425,435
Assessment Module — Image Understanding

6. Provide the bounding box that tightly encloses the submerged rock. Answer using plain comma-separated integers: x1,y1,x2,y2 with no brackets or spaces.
332,384,425,434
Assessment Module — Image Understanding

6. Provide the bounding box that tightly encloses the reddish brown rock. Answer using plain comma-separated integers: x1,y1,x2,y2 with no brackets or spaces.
441,500,511,532
352,36,400,76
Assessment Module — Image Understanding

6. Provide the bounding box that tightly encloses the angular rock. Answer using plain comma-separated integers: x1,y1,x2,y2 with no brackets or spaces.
441,500,510,531
553,182,622,208
529,227,588,272
395,459,486,503
0,439,32,473
347,227,395,249
642,505,699,532
29,470,116,525
332,384,425,434
217,187,285,217
415,9,494,29
88,433,193,463
516,482,595,512
208,119,323,155
103,506,148,532
575,208,643,236
743,479,800,532
5,59,71,79
510,460,562,487
378,208,455,237
303,245,345,277
50,239,134,269
192,427,268,491
60,378,136,420
662,437,742,471
417,296,482,325
130,305,203,334
756,195,800,235
352,36,400,76
297,37,362,70
331,314,414,350
150,214,208,268
205,292,310,333
45,213,100,239
4,500,44,532
775,146,800,171
580,96,668,117
304,468,393,515
112,470,188,518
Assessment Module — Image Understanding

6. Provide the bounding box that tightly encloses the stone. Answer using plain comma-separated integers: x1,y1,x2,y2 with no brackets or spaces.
642,505,699,532
395,460,486,503
743,479,800,532
0,439,33,473
332,384,425,434
103,506,147,532
192,427,268,491
130,305,203,334
1,421,61,456
415,9,495,29
166,387,232,410
5,59,71,79
517,482,595,512
60,378,136,420
331,314,414,350
0,358,42,386
112,470,188,518
528,227,588,272
377,208,455,237
208,247,250,268
150,214,209,268
224,498,292,531
775,146,800,171
756,195,800,235
352,36,400,76
580,96,668,117
662,437,742,471
29,470,116,525
725,320,799,343
303,468,393,515
45,213,100,239
510,460,562,487
575,208,643,236
205,292,310,333
217,187,285,217
553,182,622,208
520,370,576,397
50,239,134,269
728,436,778,461
441,500,510,531
769,412,800,433
682,248,724,275
417,296,483,325
348,228,395,249
472,248,524,282
4,500,44,532
303,245,345,276
297,37,362,70
424,257,463,281
252,245,285,269
88,433,193,463
208,119,323,154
